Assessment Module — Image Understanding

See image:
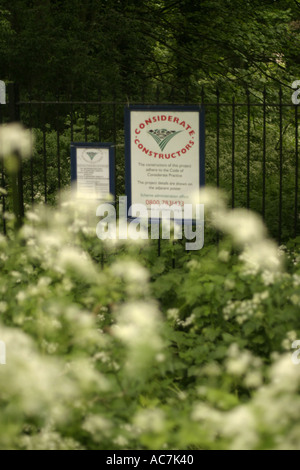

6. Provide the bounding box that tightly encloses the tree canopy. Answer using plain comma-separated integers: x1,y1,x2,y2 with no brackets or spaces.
0,0,299,99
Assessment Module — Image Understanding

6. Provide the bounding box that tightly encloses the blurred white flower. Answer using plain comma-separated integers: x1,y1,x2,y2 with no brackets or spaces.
240,240,282,273
167,308,180,321
270,354,300,392
218,249,230,262
111,261,149,285
26,211,41,223
191,403,222,425
0,326,77,420
58,246,99,282
111,260,150,297
222,406,258,450
16,291,27,303
186,259,200,271
293,274,300,287
0,123,33,159
244,371,263,388
112,302,164,375
217,209,266,245
21,431,81,450
0,301,7,313
155,353,166,363
82,415,112,441
134,408,165,434
182,313,196,327
226,353,252,376
224,278,235,290
226,344,261,377
192,187,227,214
113,302,161,346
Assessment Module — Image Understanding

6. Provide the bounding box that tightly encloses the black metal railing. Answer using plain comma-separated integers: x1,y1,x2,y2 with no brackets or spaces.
0,84,299,244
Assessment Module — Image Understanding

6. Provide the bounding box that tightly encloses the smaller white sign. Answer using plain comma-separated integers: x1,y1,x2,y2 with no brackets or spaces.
0,81,6,104
76,147,110,199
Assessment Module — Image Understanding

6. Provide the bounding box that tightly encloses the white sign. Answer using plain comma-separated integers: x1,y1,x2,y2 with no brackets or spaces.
0,81,6,104
76,147,110,199
126,106,204,219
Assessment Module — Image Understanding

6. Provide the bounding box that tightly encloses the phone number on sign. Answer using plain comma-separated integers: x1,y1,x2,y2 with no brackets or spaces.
146,200,184,207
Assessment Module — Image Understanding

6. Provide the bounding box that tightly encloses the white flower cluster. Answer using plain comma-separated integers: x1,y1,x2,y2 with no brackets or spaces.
281,331,297,351
223,291,269,324
191,351,300,450
111,260,150,297
0,123,33,160
194,187,283,274
225,344,263,388
112,301,164,375
133,408,166,434
176,313,196,329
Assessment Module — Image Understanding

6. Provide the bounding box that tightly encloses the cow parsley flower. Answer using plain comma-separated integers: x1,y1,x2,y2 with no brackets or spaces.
0,123,33,159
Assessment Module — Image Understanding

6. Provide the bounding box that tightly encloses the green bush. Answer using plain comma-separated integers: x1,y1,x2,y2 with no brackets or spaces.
1,124,300,450
0,184,299,449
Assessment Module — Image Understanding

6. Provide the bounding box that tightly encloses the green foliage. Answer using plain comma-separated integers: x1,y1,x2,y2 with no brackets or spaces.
0,189,300,449
0,0,300,97
1,0,300,450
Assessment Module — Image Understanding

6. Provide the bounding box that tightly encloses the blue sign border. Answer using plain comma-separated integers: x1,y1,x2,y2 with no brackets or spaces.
70,142,116,200
124,105,205,222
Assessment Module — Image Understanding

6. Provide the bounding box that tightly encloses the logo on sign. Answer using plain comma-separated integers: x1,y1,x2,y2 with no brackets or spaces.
148,129,183,151
82,149,104,164
134,114,196,160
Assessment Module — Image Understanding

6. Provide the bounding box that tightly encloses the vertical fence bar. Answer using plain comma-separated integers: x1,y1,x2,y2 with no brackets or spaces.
8,83,24,228
246,89,250,209
216,89,220,245
295,104,299,238
216,88,220,188
185,85,190,105
98,92,102,142
84,100,88,142
56,97,61,191
42,103,47,204
169,87,175,104
201,87,205,111
262,87,266,221
29,93,34,204
232,96,235,209
101,249,104,270
156,84,160,255
113,92,117,144
70,99,74,143
141,83,146,104
279,88,283,243
0,103,6,235
0,157,6,235
17,153,24,224
158,219,161,257
156,84,160,105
